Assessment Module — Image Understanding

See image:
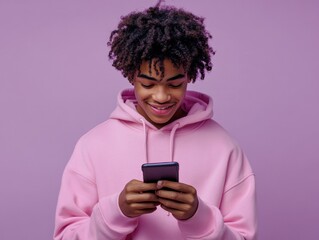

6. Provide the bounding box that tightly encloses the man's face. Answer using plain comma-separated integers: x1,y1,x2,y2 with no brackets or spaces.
133,59,189,128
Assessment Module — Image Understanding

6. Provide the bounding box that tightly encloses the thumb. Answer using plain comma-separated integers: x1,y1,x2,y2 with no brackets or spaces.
157,180,164,189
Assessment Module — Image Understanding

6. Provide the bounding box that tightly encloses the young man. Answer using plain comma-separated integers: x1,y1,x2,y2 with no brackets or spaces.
54,2,257,239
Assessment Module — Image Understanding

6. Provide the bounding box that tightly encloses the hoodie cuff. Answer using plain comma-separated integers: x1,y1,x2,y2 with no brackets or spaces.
96,193,138,235
178,197,223,238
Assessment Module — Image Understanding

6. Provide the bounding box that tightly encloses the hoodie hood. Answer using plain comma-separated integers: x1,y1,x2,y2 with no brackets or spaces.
110,88,213,131
109,89,214,163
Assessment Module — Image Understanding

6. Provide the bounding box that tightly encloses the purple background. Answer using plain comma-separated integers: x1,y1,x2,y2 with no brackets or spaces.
1,0,318,239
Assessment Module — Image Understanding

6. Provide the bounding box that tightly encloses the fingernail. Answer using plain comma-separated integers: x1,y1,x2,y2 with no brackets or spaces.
157,180,163,189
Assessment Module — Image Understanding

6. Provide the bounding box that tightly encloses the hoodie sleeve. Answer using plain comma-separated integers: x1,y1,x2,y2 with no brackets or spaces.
53,139,138,240
178,146,257,240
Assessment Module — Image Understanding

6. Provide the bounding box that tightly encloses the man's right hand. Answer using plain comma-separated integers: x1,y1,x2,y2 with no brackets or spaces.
119,179,159,218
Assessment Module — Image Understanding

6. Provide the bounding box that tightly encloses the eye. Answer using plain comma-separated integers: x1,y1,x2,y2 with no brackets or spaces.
141,83,154,89
169,83,184,88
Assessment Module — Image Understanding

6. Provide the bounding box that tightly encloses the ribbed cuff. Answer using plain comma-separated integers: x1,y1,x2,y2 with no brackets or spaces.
178,198,223,238
97,193,139,235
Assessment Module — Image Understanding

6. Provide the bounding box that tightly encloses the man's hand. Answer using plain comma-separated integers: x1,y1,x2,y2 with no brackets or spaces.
119,179,159,218
155,180,199,220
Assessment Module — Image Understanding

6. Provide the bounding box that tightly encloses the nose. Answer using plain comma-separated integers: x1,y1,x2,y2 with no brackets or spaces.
152,86,171,103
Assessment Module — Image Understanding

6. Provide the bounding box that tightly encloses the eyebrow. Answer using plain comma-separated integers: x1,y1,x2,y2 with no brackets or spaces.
137,73,185,81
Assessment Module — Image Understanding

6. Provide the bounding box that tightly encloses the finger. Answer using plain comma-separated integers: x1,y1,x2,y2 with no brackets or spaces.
158,197,192,212
126,192,159,203
126,180,158,193
159,199,199,220
129,206,157,217
156,190,196,205
119,189,159,218
159,204,191,220
156,190,184,202
130,202,160,210
157,181,196,195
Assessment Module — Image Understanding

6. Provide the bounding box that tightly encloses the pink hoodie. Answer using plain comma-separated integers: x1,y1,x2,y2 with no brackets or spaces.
54,89,257,240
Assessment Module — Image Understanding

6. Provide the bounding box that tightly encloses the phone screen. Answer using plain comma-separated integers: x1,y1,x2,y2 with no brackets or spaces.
142,162,179,183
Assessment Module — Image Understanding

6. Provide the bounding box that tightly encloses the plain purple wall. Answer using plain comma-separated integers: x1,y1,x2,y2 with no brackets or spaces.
1,0,318,239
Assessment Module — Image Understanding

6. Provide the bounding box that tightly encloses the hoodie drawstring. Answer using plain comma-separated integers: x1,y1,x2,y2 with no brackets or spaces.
140,119,149,163
169,123,180,162
140,119,180,163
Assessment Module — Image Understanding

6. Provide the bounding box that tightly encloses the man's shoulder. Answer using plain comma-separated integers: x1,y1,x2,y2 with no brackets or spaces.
78,118,121,144
195,119,240,148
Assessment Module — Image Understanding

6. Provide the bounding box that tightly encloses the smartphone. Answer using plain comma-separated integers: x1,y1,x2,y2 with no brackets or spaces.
142,161,179,183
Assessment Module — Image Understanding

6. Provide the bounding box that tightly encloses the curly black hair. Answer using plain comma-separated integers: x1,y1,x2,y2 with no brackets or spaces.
107,0,215,82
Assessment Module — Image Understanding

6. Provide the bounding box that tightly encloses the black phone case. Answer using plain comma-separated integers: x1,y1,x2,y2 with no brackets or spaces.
142,162,179,183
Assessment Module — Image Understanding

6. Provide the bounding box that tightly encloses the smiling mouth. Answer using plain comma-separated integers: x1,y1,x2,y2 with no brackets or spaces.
148,103,175,114
152,105,173,110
